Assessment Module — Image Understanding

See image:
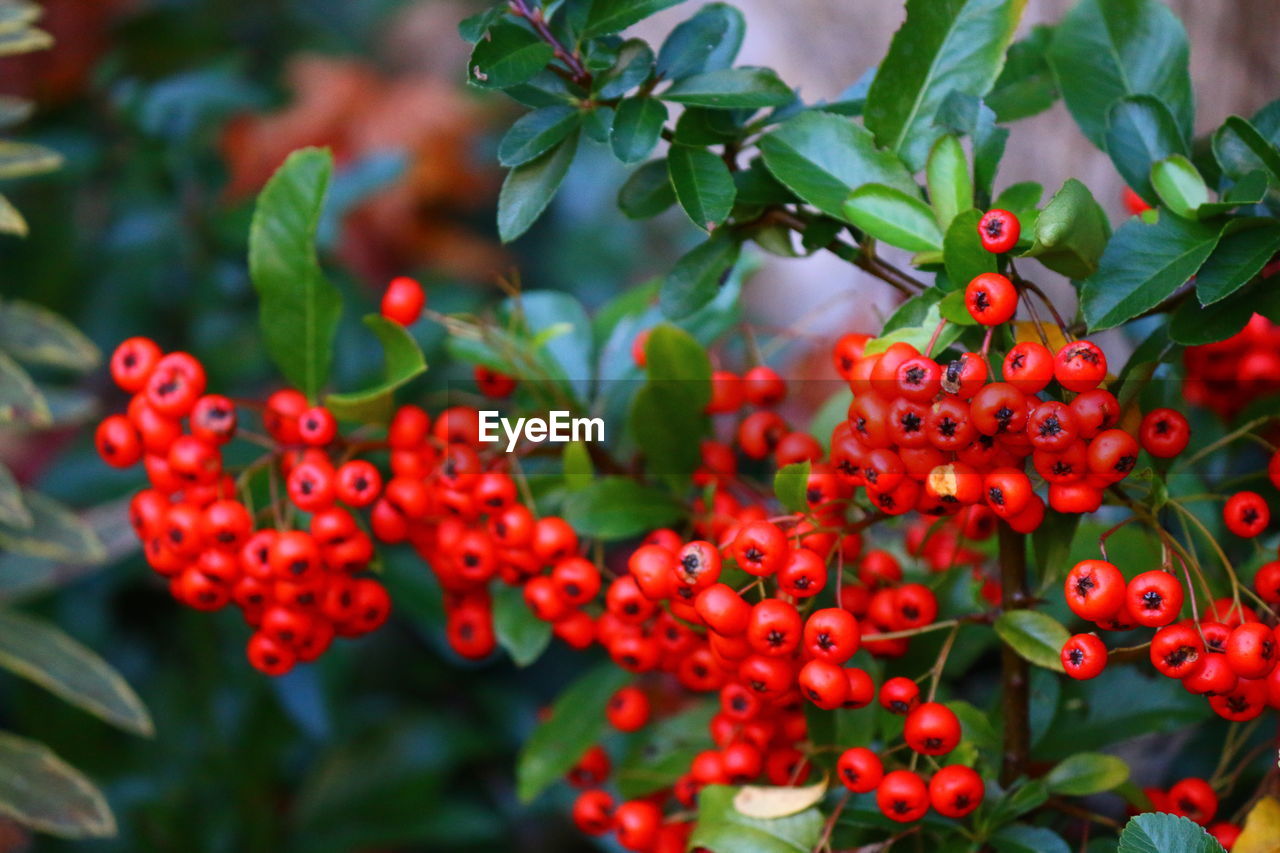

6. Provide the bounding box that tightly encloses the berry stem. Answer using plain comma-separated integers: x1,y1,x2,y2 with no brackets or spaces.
506,0,591,86
997,521,1030,787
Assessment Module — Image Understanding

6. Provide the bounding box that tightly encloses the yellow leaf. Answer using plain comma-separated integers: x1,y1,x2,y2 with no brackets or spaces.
732,776,827,819
1012,321,1069,352
1235,795,1280,853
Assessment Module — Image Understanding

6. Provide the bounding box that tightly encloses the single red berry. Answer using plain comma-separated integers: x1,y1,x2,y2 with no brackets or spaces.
1054,340,1107,392
1085,429,1140,483
1225,621,1277,679
1064,559,1126,621
903,702,961,755
474,364,517,398
836,747,882,793
1224,491,1269,537
1167,777,1218,826
1026,400,1079,452
876,770,929,823
190,395,237,445
1003,341,1054,394
381,276,425,326
1149,623,1205,679
802,608,860,664
978,209,1020,253
965,272,1017,325
1126,571,1184,627
879,676,919,715
613,800,661,852
706,370,744,414
743,365,786,407
1139,408,1190,458
798,659,850,710
110,337,163,393
297,406,337,446
929,764,985,818
95,415,143,468
606,686,651,732
1061,633,1107,679
571,789,613,836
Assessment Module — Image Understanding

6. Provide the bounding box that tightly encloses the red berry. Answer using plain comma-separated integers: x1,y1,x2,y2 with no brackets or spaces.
876,769,929,822
929,764,985,818
1003,341,1054,394
1054,340,1107,392
1224,491,1269,537
110,337,163,393
836,747,882,793
1139,408,1190,458
1149,623,1205,679
978,209,1020,254
474,365,516,398
879,676,919,715
903,702,961,755
743,365,786,407
1167,777,1218,825
1126,571,1184,627
1061,633,1107,679
297,406,337,446
381,276,425,326
1064,559,1126,621
965,273,1017,325
606,686,651,732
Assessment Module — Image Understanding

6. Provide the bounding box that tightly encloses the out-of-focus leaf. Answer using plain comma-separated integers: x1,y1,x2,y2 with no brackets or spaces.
0,192,26,235
618,159,676,219
0,491,106,563
562,477,685,539
616,701,716,798
492,584,552,667
629,324,711,491
660,231,741,319
0,350,49,426
0,610,152,736
325,315,426,422
0,462,28,529
0,139,60,178
0,731,114,838
0,298,100,371
1045,752,1129,796
689,785,823,853
1234,796,1280,853
773,461,811,514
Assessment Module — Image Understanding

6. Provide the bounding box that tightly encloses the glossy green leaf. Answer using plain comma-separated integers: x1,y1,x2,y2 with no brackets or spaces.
1105,95,1187,204
0,139,60,178
1031,510,1079,586
1047,0,1193,149
689,785,824,853
1117,813,1226,853
994,609,1070,672
498,105,581,167
0,299,99,371
758,111,917,221
1150,154,1208,220
1080,212,1220,331
662,66,791,110
655,2,744,81
843,183,944,252
667,144,735,231
660,230,740,319
629,324,711,490
562,440,594,492
597,39,655,99
927,134,972,231
1020,178,1110,279
1172,270,1280,346
325,315,427,422
0,491,105,563
1213,115,1280,184
618,159,676,219
774,461,811,514
492,584,551,667
562,477,685,539
617,702,716,798
467,22,555,90
936,91,1009,203
944,208,997,292
498,129,579,242
1196,170,1269,218
987,26,1058,122
248,147,341,400
0,731,114,838
993,181,1043,219
864,0,1026,171
457,6,502,43
1196,219,1280,305
515,664,631,802
1046,752,1129,796
0,351,49,426
583,0,688,37
611,97,667,163
991,824,1071,853
0,610,152,735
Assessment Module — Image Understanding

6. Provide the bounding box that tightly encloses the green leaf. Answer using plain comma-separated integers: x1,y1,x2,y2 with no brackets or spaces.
980,778,1050,831
987,26,1058,122
660,231,740,319
1040,668,1207,758
0,139,60,178
458,6,503,43
936,92,1009,203
562,477,685,539
325,315,427,422
629,324,711,491
611,97,668,163
248,147,341,401
618,159,676,219
1196,219,1280,305
1046,0,1193,149
1172,270,1280,346
994,181,1043,219
927,134,972,231
1117,813,1226,853
1196,170,1269,219
843,183,943,252
1080,212,1221,331
1031,510,1079,586
617,701,717,798
1046,752,1129,796
991,824,1071,853
864,297,962,357
498,105,581,167
515,664,631,802
655,3,744,81
689,785,824,853
667,144,735,231
0,350,49,426
944,208,997,292
0,462,28,529
1020,178,1110,279
774,461,811,514
0,731,114,838
994,610,1070,672
491,584,552,667
0,610,152,735
0,491,105,563
562,441,594,492
597,39,655,99
0,299,99,371
468,22,555,89
1213,116,1280,184
1150,154,1208,220
584,0,688,37
498,128,579,242
758,111,917,221
864,0,1026,171
1105,95,1187,204
0,192,27,236
661,66,792,109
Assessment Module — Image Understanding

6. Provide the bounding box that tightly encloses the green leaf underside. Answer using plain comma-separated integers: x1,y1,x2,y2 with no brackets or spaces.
1045,752,1129,796
0,491,106,564
248,147,342,401
0,731,115,838
0,299,100,371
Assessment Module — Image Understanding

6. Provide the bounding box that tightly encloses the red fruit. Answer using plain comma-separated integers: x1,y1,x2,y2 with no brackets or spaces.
1070,389,1121,439
777,548,827,598
876,770,929,822
96,415,143,468
335,460,383,507
941,352,988,399
1003,341,1054,394
1183,653,1238,696
747,599,802,657
730,521,789,577
246,633,296,676
1086,429,1140,483
929,764,985,818
1126,571,1184,627
1026,400,1079,452
1167,777,1218,825
1149,623,1205,679
836,747,882,793
1254,561,1280,604
895,355,942,402
743,365,786,407
145,352,206,418
802,608,860,664
675,540,722,591
1139,408,1190,458
631,329,651,368
474,365,516,398
970,382,1028,436
381,276,425,326
571,790,614,836
1225,621,1277,679
798,659,849,710
1208,823,1241,850
978,209,1020,253
1054,341,1107,392
1061,633,1107,680
613,801,661,852
1064,559,1126,621
879,676,919,715
110,337,163,393
903,702,961,755
965,272,1017,325
1209,678,1268,721
707,370,744,414
1224,491,1269,537
606,686,651,732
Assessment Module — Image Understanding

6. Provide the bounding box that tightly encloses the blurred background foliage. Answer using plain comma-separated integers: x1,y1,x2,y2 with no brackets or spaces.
0,0,680,850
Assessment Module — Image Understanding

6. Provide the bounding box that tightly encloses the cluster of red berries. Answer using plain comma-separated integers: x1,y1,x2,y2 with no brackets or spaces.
1184,313,1280,420
1141,777,1239,849
1060,557,1280,724
95,339,393,675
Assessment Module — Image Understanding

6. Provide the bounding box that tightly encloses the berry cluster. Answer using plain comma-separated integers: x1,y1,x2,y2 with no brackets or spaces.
1184,313,1280,420
1141,778,1239,848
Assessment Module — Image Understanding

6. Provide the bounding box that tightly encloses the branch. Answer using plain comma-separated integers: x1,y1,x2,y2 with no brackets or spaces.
998,521,1031,786
758,208,928,296
508,0,592,87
